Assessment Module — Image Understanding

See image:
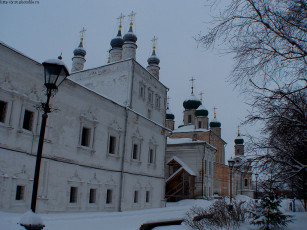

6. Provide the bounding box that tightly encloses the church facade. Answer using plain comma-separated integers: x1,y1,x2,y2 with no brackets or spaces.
165,86,254,199
0,17,168,213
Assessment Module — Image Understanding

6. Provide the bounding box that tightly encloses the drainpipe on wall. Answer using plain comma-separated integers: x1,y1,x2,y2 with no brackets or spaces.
118,60,135,212
202,142,207,198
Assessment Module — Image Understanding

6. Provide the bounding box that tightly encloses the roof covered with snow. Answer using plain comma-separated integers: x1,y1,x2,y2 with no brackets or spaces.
167,156,196,177
167,137,205,145
173,125,209,133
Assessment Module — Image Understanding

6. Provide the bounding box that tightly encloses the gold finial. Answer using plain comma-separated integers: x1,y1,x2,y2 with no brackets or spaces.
237,125,240,136
108,56,110,63
80,27,86,43
199,91,204,103
128,11,136,27
167,96,170,109
151,36,158,51
117,13,125,31
189,77,196,94
213,107,217,118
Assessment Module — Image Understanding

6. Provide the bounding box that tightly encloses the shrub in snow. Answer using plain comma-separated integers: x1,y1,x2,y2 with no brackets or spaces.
184,199,246,230
249,195,293,230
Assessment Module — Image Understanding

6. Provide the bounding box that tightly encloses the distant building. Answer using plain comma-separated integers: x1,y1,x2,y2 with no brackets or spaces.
165,86,229,198
232,130,253,197
165,82,254,199
165,138,215,201
0,15,168,213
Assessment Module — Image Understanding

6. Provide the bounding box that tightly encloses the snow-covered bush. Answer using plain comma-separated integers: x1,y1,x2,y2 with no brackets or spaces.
249,195,293,230
184,199,246,230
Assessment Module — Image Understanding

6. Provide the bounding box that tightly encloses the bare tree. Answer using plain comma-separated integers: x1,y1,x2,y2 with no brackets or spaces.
199,0,307,91
198,0,307,208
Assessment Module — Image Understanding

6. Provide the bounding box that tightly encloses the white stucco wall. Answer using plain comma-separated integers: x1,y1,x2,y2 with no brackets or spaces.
0,42,167,213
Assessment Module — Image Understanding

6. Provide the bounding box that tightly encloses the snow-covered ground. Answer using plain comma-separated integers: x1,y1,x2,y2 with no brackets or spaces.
0,197,306,230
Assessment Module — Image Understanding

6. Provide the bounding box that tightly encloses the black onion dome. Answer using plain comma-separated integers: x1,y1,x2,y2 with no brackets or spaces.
166,108,175,120
210,118,221,128
110,30,124,48
123,26,137,43
73,42,86,57
147,50,160,65
235,135,244,145
183,93,201,110
195,104,208,117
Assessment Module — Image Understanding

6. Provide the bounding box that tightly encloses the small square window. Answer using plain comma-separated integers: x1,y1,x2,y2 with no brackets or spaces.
89,188,96,204
109,136,116,154
145,191,150,203
70,187,78,203
106,189,112,204
15,185,25,200
0,100,8,123
81,127,91,147
149,149,154,164
23,110,34,131
132,144,138,160
134,190,138,203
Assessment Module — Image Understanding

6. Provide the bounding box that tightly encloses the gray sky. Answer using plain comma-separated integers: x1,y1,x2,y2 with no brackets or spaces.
0,0,255,161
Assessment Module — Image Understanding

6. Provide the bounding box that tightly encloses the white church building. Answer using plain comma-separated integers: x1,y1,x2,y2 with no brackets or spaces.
0,17,169,213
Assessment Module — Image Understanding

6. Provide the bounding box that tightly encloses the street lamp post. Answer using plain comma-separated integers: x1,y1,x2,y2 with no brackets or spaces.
20,58,69,230
255,173,259,199
228,158,235,204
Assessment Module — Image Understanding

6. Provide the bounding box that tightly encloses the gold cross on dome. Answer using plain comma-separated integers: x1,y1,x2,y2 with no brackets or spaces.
117,13,125,27
151,36,158,50
199,91,204,102
80,27,86,38
237,125,240,136
189,77,196,94
213,107,217,118
128,11,136,24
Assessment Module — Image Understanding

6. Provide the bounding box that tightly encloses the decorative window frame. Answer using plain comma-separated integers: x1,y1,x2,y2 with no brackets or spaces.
67,171,84,208
131,130,143,163
147,138,157,166
144,182,153,206
132,181,142,208
0,88,16,130
0,91,13,129
77,114,98,154
139,82,146,101
155,94,161,110
147,88,154,106
11,166,31,208
106,121,122,158
17,100,39,136
87,173,101,208
104,177,117,210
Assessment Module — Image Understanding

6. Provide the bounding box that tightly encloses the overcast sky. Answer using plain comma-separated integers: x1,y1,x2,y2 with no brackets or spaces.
0,0,256,161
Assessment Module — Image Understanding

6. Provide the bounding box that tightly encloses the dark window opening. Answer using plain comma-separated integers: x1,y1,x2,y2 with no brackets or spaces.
0,100,7,123
23,110,34,131
81,127,91,147
70,187,78,203
134,190,138,203
132,144,138,159
188,115,192,124
146,191,150,203
237,149,240,154
198,121,202,128
109,136,116,154
15,185,25,200
245,179,248,187
106,189,112,204
149,149,154,163
89,188,96,203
